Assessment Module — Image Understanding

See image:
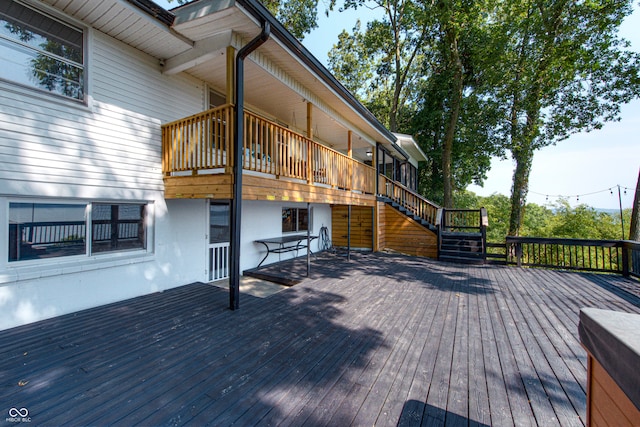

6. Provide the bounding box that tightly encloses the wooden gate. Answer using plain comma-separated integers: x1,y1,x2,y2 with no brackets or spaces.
331,205,373,250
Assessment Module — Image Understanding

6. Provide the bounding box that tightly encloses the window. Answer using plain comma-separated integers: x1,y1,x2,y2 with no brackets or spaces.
209,89,225,109
282,207,309,233
8,202,148,262
0,1,84,101
9,203,86,261
209,202,230,243
91,204,146,254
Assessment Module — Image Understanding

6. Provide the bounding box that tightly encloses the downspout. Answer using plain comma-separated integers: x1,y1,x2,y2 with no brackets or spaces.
229,22,271,310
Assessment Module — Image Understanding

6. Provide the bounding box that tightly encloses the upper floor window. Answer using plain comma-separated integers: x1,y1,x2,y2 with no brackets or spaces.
0,1,84,101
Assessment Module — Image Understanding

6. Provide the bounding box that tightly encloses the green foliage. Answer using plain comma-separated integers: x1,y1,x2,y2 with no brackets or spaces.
460,190,633,242
328,0,433,131
483,0,640,235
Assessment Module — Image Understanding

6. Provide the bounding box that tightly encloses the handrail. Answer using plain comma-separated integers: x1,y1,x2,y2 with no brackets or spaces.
161,105,376,194
378,175,440,227
162,104,233,174
504,236,640,278
441,209,483,233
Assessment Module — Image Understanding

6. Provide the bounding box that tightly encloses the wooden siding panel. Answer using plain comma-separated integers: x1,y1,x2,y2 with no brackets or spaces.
379,204,437,258
588,355,640,427
331,205,373,249
163,174,377,206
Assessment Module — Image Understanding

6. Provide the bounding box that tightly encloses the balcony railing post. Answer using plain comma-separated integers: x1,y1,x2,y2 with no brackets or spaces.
307,139,312,184
622,241,630,277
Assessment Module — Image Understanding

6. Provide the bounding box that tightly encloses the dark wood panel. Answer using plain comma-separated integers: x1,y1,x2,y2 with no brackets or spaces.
379,204,437,258
1,253,639,426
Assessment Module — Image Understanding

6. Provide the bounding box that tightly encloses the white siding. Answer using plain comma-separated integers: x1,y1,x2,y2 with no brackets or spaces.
240,201,331,272
91,31,204,122
0,30,203,200
0,25,209,330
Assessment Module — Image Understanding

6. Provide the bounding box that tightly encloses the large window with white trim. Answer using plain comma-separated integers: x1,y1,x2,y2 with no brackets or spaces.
8,202,148,262
0,1,85,101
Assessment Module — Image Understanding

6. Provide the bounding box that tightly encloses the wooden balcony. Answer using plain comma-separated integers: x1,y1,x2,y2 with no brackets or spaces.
162,105,377,205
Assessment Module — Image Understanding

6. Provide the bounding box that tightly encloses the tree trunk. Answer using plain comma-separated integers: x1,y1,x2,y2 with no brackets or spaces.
508,147,534,236
629,168,640,241
442,27,463,209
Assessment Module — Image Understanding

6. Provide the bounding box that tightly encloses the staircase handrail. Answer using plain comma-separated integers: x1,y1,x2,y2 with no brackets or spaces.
378,175,441,228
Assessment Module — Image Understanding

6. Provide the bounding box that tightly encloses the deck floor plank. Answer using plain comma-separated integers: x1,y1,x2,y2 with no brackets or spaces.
1,252,639,426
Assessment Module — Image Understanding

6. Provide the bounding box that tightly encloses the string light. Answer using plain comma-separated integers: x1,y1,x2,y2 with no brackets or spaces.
529,185,634,202
528,184,634,239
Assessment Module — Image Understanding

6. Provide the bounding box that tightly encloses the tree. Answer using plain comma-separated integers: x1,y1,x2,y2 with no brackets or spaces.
487,0,640,236
328,21,375,99
331,0,503,207
329,0,432,132
630,168,640,241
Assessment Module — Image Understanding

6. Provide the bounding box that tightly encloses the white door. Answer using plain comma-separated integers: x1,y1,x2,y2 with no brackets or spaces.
208,201,230,281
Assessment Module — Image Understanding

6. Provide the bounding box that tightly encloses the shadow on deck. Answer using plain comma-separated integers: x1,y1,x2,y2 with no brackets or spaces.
1,252,639,426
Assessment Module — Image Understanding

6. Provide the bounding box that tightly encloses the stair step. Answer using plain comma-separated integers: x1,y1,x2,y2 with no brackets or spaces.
440,245,482,254
440,249,485,258
439,255,485,265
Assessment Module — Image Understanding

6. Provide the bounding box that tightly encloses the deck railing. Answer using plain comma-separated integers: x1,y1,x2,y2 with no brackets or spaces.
162,105,232,174
378,175,440,227
162,105,376,194
441,208,486,233
502,237,640,279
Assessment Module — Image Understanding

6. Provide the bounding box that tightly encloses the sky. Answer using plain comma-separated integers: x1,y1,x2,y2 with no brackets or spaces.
157,0,639,209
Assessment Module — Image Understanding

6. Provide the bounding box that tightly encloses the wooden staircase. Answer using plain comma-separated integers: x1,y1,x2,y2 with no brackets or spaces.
378,196,439,233
376,175,488,264
438,209,488,264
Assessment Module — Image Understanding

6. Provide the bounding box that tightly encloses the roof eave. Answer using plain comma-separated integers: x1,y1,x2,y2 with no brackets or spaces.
126,0,175,26
235,0,396,144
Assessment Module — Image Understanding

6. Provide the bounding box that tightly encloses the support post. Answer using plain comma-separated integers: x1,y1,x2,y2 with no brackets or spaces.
229,22,270,311
307,102,313,184
347,204,351,261
307,202,311,277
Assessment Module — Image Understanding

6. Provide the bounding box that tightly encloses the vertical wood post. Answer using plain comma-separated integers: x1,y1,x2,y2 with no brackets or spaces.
347,204,351,261
225,46,235,175
347,131,353,190
306,102,313,184
226,46,235,105
622,242,630,277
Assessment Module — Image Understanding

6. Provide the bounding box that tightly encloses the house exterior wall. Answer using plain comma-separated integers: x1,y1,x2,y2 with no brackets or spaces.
0,23,208,330
0,11,340,330
240,200,330,272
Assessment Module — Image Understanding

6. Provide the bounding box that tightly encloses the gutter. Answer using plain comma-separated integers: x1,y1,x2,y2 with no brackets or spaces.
229,21,271,310
125,0,175,26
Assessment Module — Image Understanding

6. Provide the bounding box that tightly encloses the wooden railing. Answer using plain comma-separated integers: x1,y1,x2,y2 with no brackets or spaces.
503,237,640,278
162,104,233,174
441,208,486,233
378,175,440,227
162,105,376,194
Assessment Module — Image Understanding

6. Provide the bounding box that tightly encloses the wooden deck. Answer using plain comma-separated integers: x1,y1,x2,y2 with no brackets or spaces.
1,252,639,426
